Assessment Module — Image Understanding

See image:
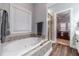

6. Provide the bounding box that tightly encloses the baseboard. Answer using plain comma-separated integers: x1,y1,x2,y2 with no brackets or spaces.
44,47,52,56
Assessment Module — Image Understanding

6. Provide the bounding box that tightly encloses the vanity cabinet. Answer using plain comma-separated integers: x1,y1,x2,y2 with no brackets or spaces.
57,31,69,40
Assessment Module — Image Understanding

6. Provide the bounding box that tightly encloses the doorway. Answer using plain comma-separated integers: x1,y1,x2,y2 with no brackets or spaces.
48,13,52,40
56,9,71,46
48,10,56,43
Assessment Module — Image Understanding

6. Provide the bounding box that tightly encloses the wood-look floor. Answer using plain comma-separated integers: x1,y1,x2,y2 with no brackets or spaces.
50,43,79,56
56,38,70,46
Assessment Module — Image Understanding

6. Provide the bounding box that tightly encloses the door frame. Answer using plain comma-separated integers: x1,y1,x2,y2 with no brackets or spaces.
48,9,58,44
54,8,73,47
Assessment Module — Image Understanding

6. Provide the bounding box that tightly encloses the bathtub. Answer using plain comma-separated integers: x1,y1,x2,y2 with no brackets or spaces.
0,37,52,56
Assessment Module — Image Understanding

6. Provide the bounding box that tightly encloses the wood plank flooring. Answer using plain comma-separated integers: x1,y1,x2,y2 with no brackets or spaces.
56,38,70,46
50,43,79,56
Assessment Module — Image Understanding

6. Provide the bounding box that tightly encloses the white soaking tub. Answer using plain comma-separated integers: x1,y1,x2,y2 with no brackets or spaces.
0,37,51,56
23,40,52,56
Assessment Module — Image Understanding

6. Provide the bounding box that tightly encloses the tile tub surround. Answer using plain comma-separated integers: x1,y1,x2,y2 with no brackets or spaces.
4,33,45,43
0,37,47,56
0,33,49,56
5,33,31,42
30,33,45,38
29,41,52,56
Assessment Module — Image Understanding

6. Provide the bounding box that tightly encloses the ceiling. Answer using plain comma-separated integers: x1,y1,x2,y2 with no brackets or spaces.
48,3,56,8
57,10,70,18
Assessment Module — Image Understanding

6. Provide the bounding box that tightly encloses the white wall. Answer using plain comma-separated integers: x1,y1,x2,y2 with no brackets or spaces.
9,3,33,34
14,3,33,12
0,3,48,38
13,3,48,38
11,3,48,38
0,3,10,14
0,3,33,32
0,3,33,20
0,3,10,35
32,3,48,38
49,3,79,48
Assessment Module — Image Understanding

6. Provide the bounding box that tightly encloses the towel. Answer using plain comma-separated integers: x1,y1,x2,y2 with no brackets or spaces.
0,10,10,43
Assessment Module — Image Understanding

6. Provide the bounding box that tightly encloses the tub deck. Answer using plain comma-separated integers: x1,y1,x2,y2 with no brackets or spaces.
0,37,46,56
